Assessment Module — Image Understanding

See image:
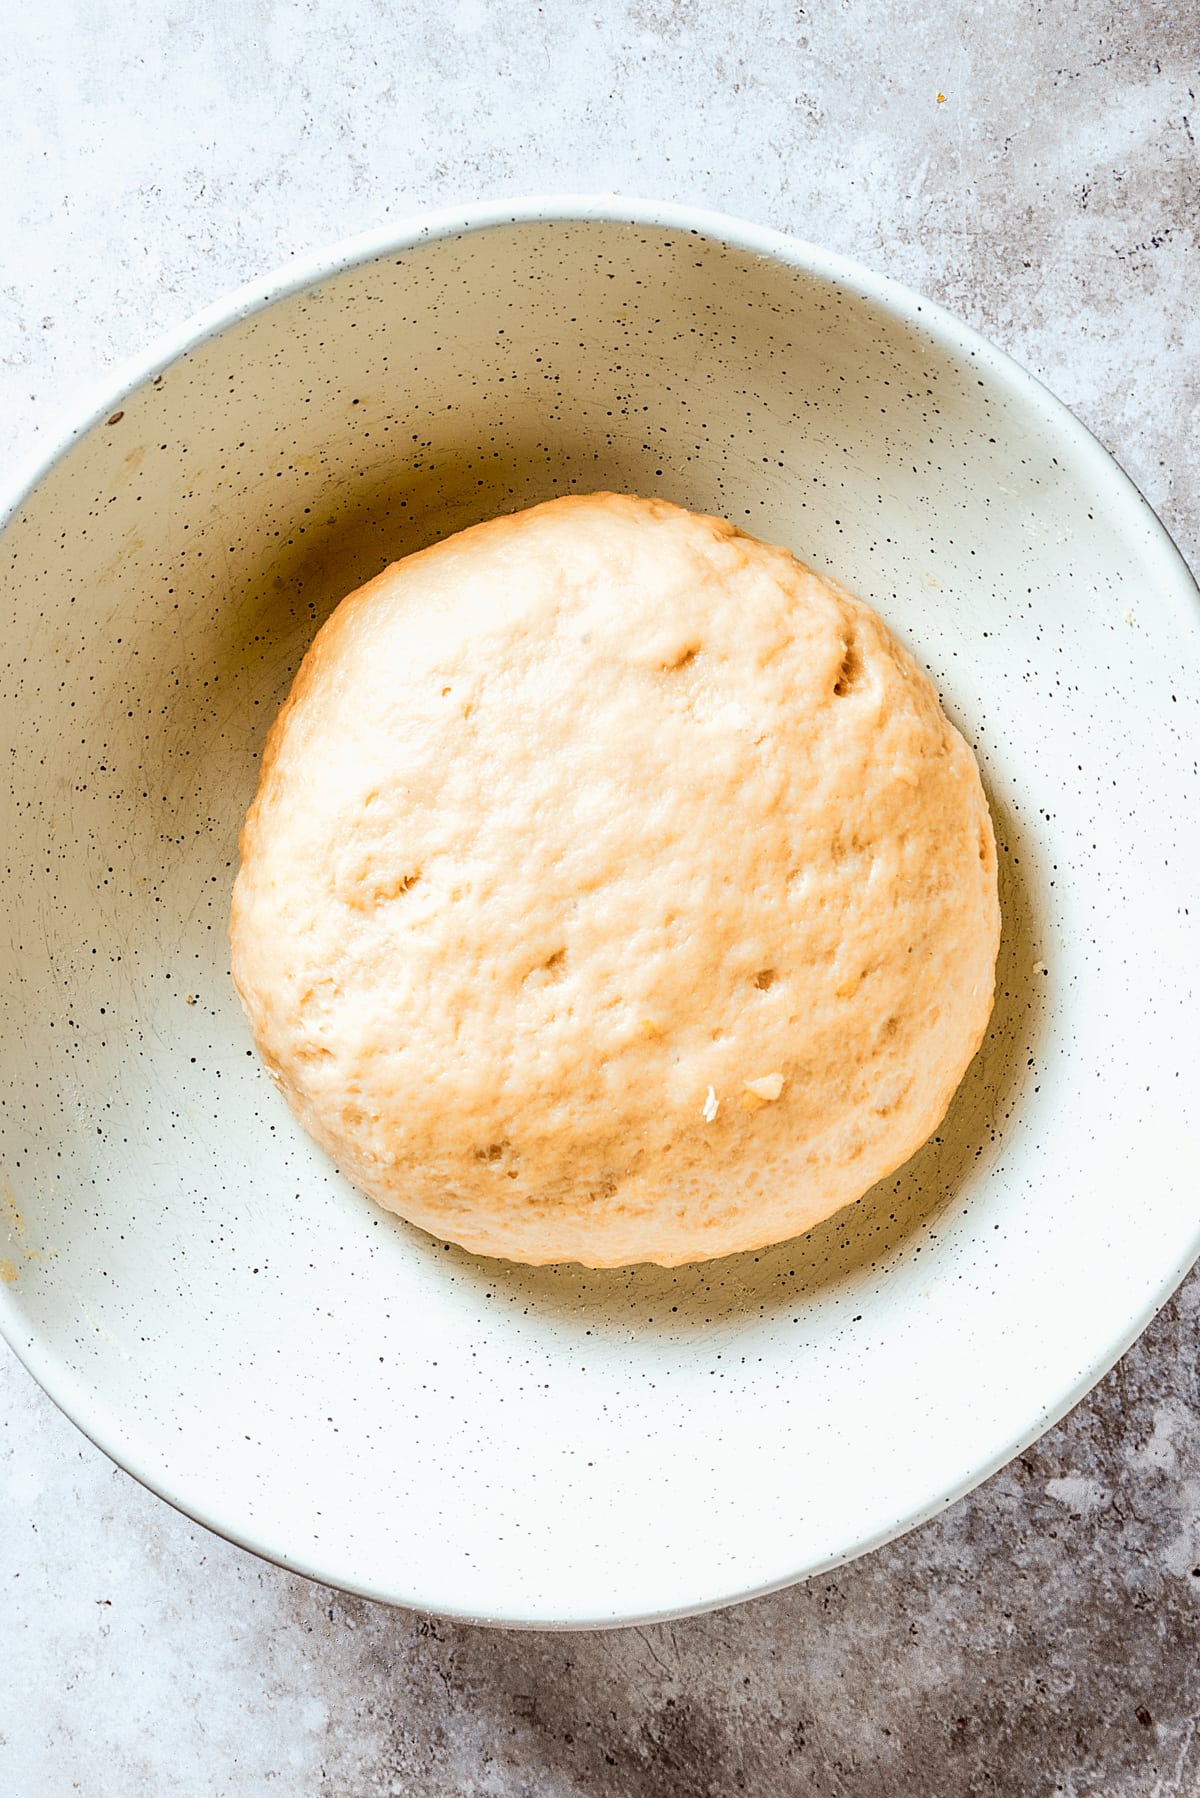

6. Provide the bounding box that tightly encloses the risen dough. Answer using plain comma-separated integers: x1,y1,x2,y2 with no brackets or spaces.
231,493,1000,1267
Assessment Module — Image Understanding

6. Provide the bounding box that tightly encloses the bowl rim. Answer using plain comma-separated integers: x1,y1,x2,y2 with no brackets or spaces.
2,192,1199,1629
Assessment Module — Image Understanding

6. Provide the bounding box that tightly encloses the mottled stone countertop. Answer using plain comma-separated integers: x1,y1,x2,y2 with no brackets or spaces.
2,3,1198,1793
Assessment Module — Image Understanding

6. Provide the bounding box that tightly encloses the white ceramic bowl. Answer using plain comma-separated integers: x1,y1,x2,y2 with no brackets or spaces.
2,198,1198,1628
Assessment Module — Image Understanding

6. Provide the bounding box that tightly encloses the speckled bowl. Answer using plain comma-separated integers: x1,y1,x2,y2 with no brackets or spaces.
2,198,1198,1628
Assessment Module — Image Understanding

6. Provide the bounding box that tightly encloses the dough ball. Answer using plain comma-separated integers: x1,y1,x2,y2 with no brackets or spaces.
231,493,1000,1267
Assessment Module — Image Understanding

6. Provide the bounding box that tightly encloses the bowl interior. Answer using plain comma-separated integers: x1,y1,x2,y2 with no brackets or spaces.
2,210,1197,1625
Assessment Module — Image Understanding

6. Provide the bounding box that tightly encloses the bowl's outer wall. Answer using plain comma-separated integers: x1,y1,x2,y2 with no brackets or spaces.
1,211,1198,1625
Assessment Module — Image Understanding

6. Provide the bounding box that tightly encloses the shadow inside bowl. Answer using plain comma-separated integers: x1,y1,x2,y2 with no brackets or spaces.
214,438,768,707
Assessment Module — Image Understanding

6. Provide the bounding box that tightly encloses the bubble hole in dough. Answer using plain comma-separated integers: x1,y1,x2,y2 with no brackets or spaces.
231,493,1000,1268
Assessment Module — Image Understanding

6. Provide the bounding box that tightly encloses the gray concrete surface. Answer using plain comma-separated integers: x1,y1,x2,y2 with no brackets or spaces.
2,2,1199,1792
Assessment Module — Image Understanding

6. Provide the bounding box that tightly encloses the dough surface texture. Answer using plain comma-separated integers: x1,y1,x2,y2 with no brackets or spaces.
231,493,1000,1267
